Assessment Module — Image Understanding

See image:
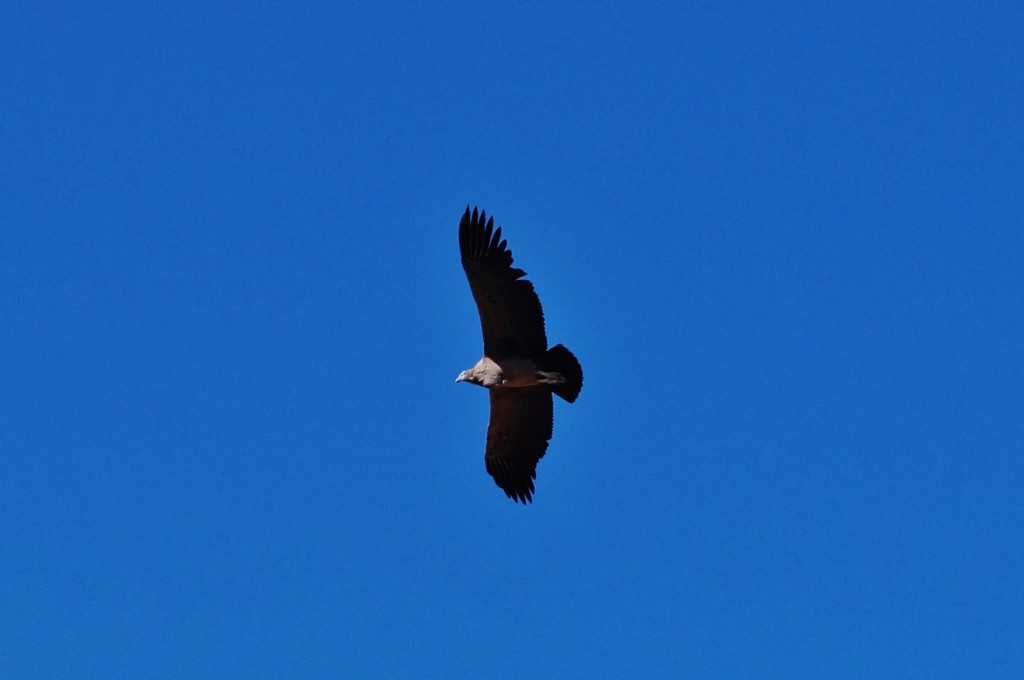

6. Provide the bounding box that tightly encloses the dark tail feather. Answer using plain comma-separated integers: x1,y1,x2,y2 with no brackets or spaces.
543,344,583,403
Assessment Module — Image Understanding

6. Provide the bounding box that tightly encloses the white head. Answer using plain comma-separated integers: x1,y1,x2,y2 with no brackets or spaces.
456,358,499,387
455,366,484,385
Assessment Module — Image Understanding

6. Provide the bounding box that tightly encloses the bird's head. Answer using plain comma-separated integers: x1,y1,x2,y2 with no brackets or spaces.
456,367,487,386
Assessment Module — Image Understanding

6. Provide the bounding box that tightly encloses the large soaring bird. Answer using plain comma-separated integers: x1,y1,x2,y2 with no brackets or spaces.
456,206,583,503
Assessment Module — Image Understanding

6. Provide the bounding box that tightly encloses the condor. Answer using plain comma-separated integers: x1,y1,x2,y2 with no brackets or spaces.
456,207,583,503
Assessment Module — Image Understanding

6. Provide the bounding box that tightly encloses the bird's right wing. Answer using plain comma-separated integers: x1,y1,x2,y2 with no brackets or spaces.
484,387,553,504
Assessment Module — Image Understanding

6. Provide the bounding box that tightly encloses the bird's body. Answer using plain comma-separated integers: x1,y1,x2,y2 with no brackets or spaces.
456,356,568,389
456,206,583,503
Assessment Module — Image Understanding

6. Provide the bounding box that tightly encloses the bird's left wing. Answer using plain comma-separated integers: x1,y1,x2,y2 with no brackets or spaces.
460,207,547,359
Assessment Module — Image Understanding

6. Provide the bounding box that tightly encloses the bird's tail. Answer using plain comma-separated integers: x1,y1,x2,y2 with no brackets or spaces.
542,344,583,403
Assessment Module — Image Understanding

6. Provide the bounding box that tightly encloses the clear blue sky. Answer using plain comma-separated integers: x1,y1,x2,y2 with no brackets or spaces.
3,2,1022,677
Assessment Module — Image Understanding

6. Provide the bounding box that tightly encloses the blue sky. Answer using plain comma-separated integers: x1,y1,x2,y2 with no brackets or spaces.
3,2,1022,677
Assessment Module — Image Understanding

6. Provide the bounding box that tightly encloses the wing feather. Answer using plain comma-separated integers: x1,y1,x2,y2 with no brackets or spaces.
484,387,554,504
459,207,547,358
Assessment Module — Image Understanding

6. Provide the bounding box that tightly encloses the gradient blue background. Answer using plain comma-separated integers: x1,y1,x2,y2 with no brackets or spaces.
3,3,1022,677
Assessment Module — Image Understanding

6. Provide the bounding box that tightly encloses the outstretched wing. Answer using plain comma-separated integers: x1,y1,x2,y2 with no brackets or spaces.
460,206,547,359
484,387,554,504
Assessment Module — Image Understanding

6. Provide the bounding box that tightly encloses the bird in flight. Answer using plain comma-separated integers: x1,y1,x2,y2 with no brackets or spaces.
456,206,583,503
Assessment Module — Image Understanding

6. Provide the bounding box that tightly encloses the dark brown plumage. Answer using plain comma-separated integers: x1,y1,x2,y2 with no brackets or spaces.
456,207,583,503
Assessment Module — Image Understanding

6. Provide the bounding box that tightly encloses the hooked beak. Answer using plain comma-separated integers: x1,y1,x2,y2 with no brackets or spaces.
455,370,468,383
